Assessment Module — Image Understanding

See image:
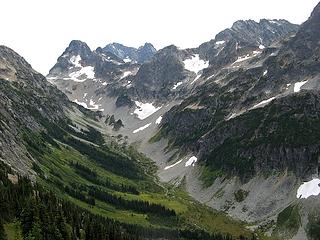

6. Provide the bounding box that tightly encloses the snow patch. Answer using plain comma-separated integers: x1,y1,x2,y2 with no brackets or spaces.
164,160,183,170
252,97,276,109
123,57,132,63
183,54,209,74
172,81,183,90
216,40,225,45
133,123,151,134
121,71,133,80
269,20,281,26
74,99,89,109
263,70,268,76
155,116,162,124
185,156,197,167
191,74,202,84
233,51,261,65
133,101,162,120
73,98,102,111
294,81,308,93
89,99,100,110
297,179,320,199
259,45,265,50
70,55,82,68
69,65,95,81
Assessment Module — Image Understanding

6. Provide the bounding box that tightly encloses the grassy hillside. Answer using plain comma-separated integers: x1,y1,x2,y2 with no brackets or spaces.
13,113,256,239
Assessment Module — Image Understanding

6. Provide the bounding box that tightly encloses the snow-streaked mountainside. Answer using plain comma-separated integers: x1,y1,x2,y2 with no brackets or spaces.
46,6,320,239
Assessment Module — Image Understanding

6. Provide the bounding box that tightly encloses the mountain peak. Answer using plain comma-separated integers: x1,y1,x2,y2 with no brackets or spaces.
102,42,156,63
64,40,92,57
139,42,156,50
310,2,320,19
0,45,38,82
0,45,32,70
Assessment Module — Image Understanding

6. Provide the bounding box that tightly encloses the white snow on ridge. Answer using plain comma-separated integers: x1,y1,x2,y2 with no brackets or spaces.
185,156,198,167
259,45,265,50
133,101,162,120
133,123,152,134
172,81,183,90
252,97,276,109
263,70,268,76
155,116,162,124
297,179,320,199
183,54,209,74
294,81,308,93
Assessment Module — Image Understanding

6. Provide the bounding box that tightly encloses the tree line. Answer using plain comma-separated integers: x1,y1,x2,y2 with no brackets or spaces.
88,187,176,217
70,162,139,195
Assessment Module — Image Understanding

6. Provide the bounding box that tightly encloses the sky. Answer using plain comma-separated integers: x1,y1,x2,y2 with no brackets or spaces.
1,0,319,75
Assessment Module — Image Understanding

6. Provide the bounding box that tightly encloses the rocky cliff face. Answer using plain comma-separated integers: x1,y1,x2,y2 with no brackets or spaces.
0,46,71,176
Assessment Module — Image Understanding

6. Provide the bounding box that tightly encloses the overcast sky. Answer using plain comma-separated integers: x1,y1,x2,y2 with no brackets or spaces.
1,0,319,74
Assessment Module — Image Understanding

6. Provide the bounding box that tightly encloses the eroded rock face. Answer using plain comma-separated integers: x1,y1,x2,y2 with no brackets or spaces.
0,46,70,176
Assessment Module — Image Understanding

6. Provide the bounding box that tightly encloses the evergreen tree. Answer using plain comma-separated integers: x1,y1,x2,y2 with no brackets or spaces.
0,221,7,240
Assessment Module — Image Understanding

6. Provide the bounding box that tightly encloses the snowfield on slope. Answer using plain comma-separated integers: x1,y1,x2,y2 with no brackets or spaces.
120,71,133,79
172,81,183,90
70,55,82,68
294,80,308,93
73,98,103,111
133,101,162,120
183,54,209,74
164,160,183,170
69,66,95,81
133,123,152,133
297,179,320,199
252,97,276,109
155,116,162,124
67,55,96,82
185,156,198,167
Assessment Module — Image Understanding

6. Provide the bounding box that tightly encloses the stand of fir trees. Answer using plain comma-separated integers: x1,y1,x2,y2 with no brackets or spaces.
0,162,256,240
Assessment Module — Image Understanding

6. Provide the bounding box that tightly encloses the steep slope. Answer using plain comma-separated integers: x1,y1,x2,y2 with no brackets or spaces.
0,45,70,176
152,3,320,239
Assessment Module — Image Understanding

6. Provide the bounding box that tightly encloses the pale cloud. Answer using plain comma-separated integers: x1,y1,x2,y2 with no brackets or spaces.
0,0,318,74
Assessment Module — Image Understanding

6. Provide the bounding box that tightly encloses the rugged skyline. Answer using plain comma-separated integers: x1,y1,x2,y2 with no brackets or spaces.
0,0,319,74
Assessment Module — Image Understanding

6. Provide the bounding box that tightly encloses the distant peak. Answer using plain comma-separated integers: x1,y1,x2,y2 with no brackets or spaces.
139,42,156,51
102,42,156,63
68,40,90,50
309,2,320,20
